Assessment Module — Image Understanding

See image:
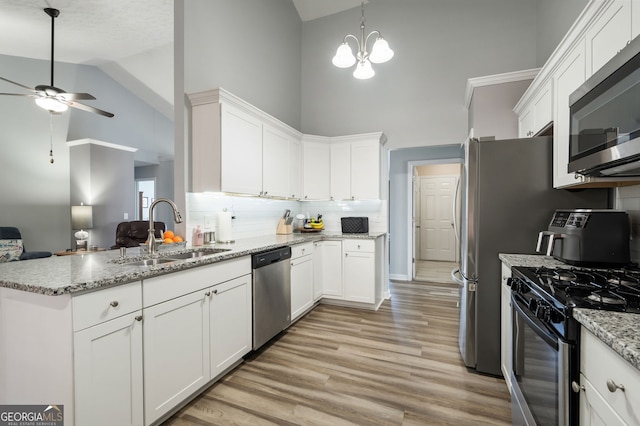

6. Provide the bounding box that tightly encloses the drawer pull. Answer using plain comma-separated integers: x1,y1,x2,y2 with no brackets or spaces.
135,315,143,322
205,291,211,297
110,301,119,308
213,289,218,295
571,381,584,393
606,379,625,393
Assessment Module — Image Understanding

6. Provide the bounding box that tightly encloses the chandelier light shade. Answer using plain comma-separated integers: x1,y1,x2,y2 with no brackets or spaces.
332,2,394,80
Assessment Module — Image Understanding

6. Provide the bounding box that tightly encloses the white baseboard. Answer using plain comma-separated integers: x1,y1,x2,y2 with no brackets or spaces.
389,273,409,281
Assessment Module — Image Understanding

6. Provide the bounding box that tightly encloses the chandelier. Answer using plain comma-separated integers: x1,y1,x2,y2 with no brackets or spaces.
331,2,394,79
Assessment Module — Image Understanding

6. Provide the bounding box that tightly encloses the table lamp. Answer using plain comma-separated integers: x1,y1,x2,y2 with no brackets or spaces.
71,204,93,250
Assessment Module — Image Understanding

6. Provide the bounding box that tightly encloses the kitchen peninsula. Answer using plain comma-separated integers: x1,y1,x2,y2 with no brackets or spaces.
0,232,386,426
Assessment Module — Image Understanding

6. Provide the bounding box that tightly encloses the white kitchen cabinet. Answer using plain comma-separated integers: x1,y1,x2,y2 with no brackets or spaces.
290,243,315,321
262,123,290,198
74,312,144,426
585,0,633,77
302,138,331,200
553,39,588,188
73,281,143,426
143,289,210,425
318,240,343,298
343,240,375,304
220,104,263,195
517,106,534,138
500,263,513,395
578,328,640,426
312,242,323,301
289,138,301,199
330,142,351,200
209,274,252,378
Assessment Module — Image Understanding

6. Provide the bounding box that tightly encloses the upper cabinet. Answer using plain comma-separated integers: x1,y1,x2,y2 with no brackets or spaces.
515,0,640,189
188,88,385,200
188,88,302,198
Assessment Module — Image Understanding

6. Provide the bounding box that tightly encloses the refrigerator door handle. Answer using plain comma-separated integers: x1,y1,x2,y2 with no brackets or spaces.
452,176,460,243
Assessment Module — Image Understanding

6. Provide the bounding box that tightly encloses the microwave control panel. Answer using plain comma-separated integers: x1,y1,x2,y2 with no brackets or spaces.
550,211,590,229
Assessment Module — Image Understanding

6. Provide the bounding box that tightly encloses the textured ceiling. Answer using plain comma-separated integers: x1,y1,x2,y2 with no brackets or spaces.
0,0,173,65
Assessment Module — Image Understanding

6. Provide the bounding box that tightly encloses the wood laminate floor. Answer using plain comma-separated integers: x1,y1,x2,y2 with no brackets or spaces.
163,281,511,425
414,260,458,284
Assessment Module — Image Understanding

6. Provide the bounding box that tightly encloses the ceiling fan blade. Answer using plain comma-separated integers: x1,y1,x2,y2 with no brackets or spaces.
0,76,36,92
66,100,114,118
0,93,36,97
58,92,96,101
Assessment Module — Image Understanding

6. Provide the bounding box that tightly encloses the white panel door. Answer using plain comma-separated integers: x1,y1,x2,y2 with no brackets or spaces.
419,176,456,261
262,124,290,198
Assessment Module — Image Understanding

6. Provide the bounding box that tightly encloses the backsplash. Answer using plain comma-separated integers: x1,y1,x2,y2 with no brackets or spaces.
186,193,387,241
614,185,640,263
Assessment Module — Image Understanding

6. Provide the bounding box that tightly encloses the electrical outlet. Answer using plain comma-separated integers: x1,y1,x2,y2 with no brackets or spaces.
124,212,129,220
204,215,213,229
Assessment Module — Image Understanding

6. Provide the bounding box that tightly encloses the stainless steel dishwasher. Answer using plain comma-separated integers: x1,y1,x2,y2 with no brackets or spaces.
251,246,291,350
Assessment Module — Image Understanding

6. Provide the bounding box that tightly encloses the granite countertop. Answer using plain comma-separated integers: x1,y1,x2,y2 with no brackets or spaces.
573,309,640,371
500,253,640,372
0,232,386,296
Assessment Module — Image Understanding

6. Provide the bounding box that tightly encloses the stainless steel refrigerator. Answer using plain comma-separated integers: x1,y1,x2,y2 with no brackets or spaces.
452,136,609,376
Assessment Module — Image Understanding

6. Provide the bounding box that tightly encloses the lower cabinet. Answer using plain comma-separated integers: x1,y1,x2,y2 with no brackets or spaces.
317,240,344,298
291,243,315,321
343,240,375,304
74,311,144,426
143,290,211,425
500,263,513,394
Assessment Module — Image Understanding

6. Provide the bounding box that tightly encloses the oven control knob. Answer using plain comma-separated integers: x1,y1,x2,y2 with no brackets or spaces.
536,305,550,322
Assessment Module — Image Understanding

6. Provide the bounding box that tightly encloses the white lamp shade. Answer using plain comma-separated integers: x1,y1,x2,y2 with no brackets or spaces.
369,37,394,64
35,97,68,113
353,60,375,79
71,205,93,230
332,43,356,68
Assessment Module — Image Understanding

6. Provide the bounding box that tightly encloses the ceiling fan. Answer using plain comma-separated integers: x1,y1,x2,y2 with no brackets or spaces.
0,8,114,118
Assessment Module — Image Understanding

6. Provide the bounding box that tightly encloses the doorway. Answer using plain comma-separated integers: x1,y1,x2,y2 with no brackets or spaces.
136,178,156,220
410,162,461,282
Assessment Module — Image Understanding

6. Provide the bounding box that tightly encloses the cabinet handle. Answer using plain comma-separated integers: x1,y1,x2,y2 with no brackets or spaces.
351,196,355,200
135,315,143,322
357,245,360,249
264,191,268,196
205,291,211,297
574,173,583,180
110,301,119,308
606,379,625,393
571,381,584,393
213,289,218,295
345,253,348,257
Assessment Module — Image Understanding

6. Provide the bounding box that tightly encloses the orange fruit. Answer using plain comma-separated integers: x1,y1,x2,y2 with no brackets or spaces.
163,237,174,244
164,230,175,239
173,236,183,243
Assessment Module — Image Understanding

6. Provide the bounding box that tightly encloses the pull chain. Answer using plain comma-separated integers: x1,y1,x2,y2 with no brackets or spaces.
49,113,54,164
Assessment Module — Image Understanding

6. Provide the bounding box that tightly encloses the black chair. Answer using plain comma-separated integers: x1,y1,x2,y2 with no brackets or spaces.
111,221,166,249
0,227,52,261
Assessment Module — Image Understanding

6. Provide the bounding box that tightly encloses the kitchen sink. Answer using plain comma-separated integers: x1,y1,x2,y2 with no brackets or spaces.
126,258,176,267
165,248,231,260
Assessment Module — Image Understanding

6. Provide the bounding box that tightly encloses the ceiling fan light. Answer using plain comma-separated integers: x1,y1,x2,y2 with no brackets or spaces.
370,37,394,64
332,43,356,68
35,97,68,113
353,60,375,80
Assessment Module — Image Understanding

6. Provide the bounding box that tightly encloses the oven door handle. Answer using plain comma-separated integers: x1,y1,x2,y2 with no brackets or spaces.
512,295,559,350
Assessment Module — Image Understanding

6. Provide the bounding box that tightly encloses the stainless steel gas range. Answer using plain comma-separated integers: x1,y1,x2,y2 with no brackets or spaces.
508,265,640,425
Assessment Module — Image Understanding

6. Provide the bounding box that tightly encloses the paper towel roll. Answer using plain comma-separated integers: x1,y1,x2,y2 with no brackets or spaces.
217,211,234,242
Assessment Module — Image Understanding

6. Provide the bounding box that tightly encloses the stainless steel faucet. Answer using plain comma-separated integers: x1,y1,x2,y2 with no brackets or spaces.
147,198,183,254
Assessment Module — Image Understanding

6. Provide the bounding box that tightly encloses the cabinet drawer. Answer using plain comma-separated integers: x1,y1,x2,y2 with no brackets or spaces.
581,329,640,425
291,242,314,259
342,239,374,253
73,281,142,331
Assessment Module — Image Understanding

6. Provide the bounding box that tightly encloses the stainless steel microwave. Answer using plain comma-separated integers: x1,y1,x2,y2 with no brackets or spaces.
568,36,640,177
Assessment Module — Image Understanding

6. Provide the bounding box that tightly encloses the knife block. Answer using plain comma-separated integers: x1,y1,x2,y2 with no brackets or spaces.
276,218,292,235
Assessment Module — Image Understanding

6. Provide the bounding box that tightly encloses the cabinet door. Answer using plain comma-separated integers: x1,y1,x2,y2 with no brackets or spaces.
302,141,331,200
532,82,553,135
289,138,301,199
585,0,632,76
350,140,380,200
221,104,263,195
210,275,252,378
143,290,210,425
518,106,533,138
262,124,290,198
579,374,626,426
330,143,351,200
500,263,513,395
291,255,314,321
74,311,143,426
553,39,587,188
320,241,343,298
312,242,323,301
343,251,375,303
